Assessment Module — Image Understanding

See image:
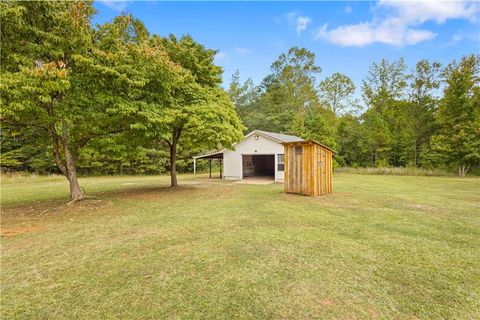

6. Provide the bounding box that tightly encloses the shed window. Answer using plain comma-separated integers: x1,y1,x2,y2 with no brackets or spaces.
295,146,303,155
277,154,284,171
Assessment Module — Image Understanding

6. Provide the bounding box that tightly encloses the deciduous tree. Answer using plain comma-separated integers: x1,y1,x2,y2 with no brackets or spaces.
407,60,441,166
431,54,480,176
319,72,356,115
1,3,142,201
132,35,244,187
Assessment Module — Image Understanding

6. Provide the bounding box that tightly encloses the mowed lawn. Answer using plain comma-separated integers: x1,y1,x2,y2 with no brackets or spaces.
1,174,479,319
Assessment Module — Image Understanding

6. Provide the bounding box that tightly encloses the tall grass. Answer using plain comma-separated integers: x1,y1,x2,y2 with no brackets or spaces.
0,172,65,185
335,166,455,176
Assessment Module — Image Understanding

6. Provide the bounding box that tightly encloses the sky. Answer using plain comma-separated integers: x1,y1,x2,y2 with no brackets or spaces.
93,0,480,95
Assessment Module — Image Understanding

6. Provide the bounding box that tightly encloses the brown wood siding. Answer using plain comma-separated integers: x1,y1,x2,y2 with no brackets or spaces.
283,141,333,196
284,146,289,194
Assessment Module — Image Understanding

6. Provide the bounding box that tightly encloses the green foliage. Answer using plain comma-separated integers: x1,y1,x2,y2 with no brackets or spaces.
0,2,155,198
430,54,480,176
0,126,53,172
405,60,441,166
303,106,337,149
1,2,477,179
319,72,356,115
228,47,335,143
130,33,244,186
336,114,369,166
1,4,244,191
227,70,259,132
227,51,478,175
361,58,408,110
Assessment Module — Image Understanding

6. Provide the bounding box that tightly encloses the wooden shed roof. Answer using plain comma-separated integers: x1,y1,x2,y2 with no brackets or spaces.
282,140,336,154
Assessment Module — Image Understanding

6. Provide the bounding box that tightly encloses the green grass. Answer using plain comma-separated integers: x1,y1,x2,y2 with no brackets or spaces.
1,174,479,319
335,166,456,176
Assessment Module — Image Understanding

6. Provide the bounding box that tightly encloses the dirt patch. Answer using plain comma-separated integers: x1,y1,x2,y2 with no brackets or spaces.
121,184,234,202
234,178,276,185
320,299,335,306
1,226,40,237
1,198,113,218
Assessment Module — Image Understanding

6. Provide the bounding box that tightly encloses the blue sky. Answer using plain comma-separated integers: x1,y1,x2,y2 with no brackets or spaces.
93,1,479,94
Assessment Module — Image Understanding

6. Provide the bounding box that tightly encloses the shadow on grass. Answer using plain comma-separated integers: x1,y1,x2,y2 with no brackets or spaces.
1,182,230,220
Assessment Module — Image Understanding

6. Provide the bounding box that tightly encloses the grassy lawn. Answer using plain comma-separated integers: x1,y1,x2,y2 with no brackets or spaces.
1,173,479,319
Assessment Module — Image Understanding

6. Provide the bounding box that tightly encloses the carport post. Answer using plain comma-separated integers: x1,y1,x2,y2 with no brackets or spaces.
219,159,222,178
193,157,196,179
209,159,212,178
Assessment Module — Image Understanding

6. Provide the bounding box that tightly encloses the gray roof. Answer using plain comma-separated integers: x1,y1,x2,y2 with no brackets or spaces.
194,130,304,159
255,130,304,143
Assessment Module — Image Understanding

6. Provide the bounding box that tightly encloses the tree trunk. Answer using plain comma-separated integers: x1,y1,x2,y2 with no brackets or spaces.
67,166,84,201
61,119,84,202
167,127,183,187
169,141,177,187
414,142,419,167
458,164,470,177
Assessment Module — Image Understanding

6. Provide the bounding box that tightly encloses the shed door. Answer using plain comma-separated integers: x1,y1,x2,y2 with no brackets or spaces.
292,146,303,193
320,150,326,195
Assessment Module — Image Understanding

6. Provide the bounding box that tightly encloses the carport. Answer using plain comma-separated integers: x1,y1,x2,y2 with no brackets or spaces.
193,150,224,179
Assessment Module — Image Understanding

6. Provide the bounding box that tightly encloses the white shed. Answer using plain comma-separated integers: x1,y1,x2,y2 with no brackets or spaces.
193,130,303,182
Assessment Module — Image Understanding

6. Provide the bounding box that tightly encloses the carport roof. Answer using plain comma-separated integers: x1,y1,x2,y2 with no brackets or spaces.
192,150,224,159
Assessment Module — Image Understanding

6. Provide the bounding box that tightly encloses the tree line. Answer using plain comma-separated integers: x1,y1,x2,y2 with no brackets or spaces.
1,1,243,201
1,2,479,203
228,48,479,177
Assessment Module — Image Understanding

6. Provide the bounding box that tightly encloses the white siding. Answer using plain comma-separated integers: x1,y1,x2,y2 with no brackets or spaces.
223,134,285,181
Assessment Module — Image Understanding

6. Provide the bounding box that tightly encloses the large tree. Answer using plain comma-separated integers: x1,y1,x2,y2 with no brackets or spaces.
361,109,392,166
250,47,323,135
407,60,441,166
1,3,142,201
319,72,356,115
133,35,244,187
431,54,480,176
361,58,408,111
227,70,259,132
361,58,408,165
336,114,369,166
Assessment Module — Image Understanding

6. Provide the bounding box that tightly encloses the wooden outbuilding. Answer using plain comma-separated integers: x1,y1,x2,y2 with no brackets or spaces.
283,140,335,196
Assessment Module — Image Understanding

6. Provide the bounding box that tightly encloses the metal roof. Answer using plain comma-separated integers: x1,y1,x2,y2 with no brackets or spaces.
193,130,304,159
248,130,304,143
193,149,225,159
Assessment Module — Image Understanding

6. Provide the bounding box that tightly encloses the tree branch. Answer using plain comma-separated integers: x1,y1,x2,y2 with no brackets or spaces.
49,124,68,177
162,138,172,147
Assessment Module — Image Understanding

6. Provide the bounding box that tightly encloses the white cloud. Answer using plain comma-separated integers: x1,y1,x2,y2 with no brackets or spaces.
345,6,352,14
99,0,128,12
214,51,227,62
233,47,252,55
315,0,478,47
296,16,312,34
380,0,478,24
281,11,312,35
